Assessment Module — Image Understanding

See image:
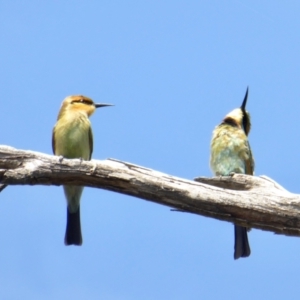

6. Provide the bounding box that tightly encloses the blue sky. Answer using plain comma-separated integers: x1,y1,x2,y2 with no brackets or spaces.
1,1,300,299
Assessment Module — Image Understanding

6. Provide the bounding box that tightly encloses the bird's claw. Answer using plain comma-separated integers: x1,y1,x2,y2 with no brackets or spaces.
90,162,97,174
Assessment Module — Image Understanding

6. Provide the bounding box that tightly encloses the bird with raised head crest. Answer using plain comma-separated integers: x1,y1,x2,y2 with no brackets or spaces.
52,95,113,246
210,88,254,259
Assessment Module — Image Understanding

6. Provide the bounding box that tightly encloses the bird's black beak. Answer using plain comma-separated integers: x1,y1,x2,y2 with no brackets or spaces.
95,103,114,108
240,87,249,112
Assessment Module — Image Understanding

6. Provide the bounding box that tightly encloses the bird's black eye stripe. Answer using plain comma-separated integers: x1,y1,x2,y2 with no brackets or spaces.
71,99,92,105
223,118,238,127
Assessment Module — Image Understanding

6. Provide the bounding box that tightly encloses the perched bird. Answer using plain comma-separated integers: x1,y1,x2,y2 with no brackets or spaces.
52,95,113,245
210,88,254,259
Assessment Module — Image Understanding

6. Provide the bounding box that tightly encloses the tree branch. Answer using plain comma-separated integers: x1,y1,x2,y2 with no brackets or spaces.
1,145,300,236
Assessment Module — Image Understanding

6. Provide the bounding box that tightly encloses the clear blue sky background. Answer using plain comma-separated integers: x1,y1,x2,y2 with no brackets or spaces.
1,1,300,299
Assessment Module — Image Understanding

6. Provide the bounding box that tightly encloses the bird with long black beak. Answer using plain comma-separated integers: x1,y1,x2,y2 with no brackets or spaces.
210,88,254,259
52,95,113,245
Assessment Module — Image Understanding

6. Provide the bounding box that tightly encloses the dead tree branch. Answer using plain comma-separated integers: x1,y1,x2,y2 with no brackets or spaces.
0,145,300,236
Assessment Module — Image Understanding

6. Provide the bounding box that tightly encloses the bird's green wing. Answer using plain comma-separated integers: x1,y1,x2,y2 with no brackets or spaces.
52,128,56,154
88,127,93,160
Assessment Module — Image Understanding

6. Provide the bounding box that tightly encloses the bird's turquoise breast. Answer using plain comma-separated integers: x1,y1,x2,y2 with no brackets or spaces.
210,125,251,175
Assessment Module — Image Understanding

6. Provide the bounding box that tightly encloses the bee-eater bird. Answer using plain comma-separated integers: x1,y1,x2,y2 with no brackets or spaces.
210,87,254,259
52,95,113,246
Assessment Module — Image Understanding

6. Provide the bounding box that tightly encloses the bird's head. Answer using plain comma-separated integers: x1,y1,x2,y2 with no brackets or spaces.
222,87,251,135
58,95,113,118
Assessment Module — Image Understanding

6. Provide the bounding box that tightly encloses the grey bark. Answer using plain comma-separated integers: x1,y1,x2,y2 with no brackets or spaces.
0,145,300,236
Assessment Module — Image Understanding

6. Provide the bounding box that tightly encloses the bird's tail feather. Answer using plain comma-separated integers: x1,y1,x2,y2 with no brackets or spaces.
65,206,82,246
234,225,250,259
